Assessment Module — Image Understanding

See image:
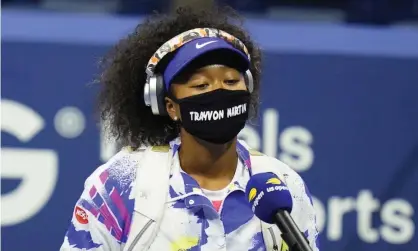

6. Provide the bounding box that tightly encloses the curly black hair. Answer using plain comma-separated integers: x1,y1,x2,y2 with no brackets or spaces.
98,5,262,148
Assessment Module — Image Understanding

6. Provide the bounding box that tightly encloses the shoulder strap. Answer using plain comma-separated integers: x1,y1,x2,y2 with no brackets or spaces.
124,146,172,251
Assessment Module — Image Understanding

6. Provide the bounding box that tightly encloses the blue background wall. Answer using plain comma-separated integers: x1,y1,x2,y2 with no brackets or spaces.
2,10,418,251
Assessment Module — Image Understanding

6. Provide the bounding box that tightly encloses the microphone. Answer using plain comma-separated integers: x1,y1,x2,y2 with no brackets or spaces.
246,173,313,251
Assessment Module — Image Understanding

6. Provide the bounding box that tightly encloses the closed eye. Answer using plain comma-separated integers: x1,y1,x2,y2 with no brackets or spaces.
192,83,209,90
224,79,240,85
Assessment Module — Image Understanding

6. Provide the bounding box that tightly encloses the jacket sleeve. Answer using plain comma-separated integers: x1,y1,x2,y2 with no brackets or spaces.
297,181,320,251
60,151,137,251
60,188,122,250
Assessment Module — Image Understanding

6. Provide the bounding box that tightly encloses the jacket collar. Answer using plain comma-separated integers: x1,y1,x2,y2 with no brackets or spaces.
167,138,252,200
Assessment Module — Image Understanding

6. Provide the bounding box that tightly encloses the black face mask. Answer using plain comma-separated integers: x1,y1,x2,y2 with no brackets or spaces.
173,89,250,144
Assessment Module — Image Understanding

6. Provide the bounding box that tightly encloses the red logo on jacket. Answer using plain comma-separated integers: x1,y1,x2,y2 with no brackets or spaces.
74,206,89,224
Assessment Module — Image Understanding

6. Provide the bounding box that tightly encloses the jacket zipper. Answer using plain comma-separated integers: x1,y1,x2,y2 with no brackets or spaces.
268,227,279,251
126,219,154,251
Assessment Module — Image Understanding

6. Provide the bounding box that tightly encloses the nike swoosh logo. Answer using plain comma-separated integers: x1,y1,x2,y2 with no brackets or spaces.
195,40,217,49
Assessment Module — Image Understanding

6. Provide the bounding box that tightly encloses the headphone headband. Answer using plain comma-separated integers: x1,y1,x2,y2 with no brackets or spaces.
145,28,251,77
143,28,254,116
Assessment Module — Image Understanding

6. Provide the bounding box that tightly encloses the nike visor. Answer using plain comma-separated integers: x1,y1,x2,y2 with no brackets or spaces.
163,37,250,90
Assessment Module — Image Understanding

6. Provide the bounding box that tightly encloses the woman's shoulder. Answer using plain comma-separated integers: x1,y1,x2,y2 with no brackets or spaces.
249,152,311,201
249,151,302,182
84,145,168,192
68,147,148,243
85,147,139,185
239,139,307,193
81,146,150,208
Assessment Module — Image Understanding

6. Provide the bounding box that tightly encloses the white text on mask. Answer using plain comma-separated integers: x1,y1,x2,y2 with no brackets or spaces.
189,103,247,121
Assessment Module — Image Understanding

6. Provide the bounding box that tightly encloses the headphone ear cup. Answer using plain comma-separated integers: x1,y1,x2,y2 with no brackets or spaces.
244,70,254,93
155,75,167,116
147,74,166,115
143,80,151,107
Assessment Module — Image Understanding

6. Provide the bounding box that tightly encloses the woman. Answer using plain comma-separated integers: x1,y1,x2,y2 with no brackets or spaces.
60,6,319,251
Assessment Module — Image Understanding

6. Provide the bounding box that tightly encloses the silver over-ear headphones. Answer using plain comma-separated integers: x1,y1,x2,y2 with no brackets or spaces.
143,28,254,116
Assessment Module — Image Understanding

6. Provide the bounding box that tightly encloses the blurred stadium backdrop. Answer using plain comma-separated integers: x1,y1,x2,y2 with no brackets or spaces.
2,0,418,250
